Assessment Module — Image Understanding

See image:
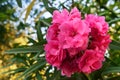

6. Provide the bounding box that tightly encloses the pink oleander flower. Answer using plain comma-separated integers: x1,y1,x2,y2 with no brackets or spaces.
46,23,59,42
52,7,81,24
89,34,111,52
52,9,69,24
79,50,104,73
44,7,111,77
85,14,109,35
60,57,79,77
58,19,90,49
44,40,66,67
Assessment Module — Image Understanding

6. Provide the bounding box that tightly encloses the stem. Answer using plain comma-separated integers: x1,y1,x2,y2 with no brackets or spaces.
85,74,91,80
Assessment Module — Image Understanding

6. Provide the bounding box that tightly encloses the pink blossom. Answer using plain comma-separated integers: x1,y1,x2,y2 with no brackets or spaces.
44,7,111,77
58,19,90,49
67,48,80,57
52,7,81,24
60,57,79,77
46,23,59,42
85,14,109,34
85,14,111,52
69,7,81,20
52,9,69,24
89,34,111,51
44,40,66,67
79,50,104,73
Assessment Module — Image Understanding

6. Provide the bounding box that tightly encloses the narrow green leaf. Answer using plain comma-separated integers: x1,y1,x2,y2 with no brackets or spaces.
110,40,120,45
16,61,46,79
47,68,61,80
40,19,50,26
5,45,43,54
42,0,57,14
45,65,52,79
16,0,22,8
33,51,44,60
99,11,109,16
1,67,26,74
0,12,9,21
36,71,42,80
52,70,60,80
24,75,32,80
25,0,35,21
0,61,14,69
108,18,120,24
102,67,120,75
12,67,26,73
109,44,120,50
109,40,120,50
106,76,120,80
27,37,37,44
105,57,118,66
36,22,43,43
9,57,28,66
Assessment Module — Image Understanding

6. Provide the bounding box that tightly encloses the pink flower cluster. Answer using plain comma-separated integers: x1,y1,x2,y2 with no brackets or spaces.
44,7,111,77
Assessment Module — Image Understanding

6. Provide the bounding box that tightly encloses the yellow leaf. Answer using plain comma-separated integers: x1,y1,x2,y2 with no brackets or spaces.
25,0,36,22
34,9,47,22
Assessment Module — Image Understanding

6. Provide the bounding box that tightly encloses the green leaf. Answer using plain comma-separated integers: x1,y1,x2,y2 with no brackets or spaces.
0,13,8,20
106,76,120,80
110,40,120,45
16,0,22,8
25,0,35,21
102,67,120,75
33,51,44,60
9,56,28,66
36,71,42,80
108,18,120,24
45,65,52,80
109,40,120,50
109,44,120,50
46,68,61,80
105,57,118,66
0,63,13,69
42,0,57,14
5,45,43,54
27,37,38,44
52,69,60,80
36,22,43,43
40,19,50,26
1,67,26,74
16,61,46,79
24,75,32,80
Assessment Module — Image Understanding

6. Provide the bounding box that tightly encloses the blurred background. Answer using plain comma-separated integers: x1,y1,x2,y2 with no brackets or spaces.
0,0,120,80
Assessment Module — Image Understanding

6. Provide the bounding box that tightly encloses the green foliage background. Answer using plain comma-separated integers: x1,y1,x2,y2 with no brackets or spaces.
0,0,120,80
